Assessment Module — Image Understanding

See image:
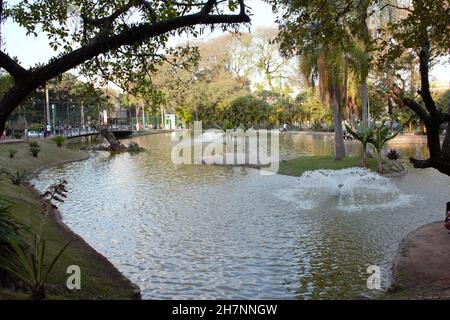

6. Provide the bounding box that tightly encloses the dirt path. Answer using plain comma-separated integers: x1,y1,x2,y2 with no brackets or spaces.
388,221,450,299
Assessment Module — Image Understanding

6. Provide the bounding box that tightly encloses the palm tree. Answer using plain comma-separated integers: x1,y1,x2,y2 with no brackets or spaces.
300,45,348,159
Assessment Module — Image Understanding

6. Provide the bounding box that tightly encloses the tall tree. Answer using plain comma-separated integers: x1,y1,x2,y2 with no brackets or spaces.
0,0,250,133
299,46,348,159
269,0,371,159
376,0,450,175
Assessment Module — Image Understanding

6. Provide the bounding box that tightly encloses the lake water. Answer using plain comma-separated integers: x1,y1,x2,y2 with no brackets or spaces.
33,133,450,299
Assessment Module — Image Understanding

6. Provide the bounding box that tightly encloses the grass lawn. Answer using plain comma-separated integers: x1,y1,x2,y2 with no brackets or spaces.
0,140,139,299
277,155,377,176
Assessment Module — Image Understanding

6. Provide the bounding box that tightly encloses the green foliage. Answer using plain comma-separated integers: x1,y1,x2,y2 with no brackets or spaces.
29,124,43,132
278,155,377,176
0,199,28,285
375,0,449,68
0,200,27,257
1,169,31,186
0,74,14,97
345,121,373,167
436,90,450,111
1,168,30,185
0,234,71,300
28,141,39,148
29,141,40,157
5,0,247,95
52,136,66,147
367,84,388,122
127,142,142,153
8,149,17,158
369,122,401,173
224,95,271,129
222,119,234,130
14,132,23,139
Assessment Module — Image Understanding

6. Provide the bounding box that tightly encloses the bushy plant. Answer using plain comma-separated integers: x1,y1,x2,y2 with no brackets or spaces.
29,124,43,132
41,179,68,209
0,234,71,300
52,136,65,148
127,142,142,153
9,170,30,186
29,141,40,157
369,122,401,174
0,168,30,186
28,141,39,148
0,201,27,254
0,200,27,284
386,149,401,160
8,149,17,158
14,132,23,139
345,121,374,168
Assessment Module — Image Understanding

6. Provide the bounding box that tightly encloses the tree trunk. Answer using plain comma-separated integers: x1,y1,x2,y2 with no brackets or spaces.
442,105,450,161
362,144,368,168
376,150,382,174
331,84,345,160
361,79,368,125
99,127,124,151
425,121,442,160
343,61,349,120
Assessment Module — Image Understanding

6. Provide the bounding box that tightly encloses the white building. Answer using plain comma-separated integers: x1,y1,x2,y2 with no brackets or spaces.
163,113,177,130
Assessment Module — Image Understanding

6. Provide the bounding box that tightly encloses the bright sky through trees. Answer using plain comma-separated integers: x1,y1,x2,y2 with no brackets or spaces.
2,0,274,66
2,0,447,82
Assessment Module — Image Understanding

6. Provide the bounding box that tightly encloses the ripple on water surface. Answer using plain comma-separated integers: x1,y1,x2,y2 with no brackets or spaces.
32,134,450,299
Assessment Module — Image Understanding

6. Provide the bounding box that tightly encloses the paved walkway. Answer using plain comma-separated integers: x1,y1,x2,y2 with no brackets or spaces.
0,138,24,144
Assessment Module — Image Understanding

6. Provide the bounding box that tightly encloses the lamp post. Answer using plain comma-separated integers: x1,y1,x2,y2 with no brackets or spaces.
51,104,56,134
45,84,51,132
80,103,85,130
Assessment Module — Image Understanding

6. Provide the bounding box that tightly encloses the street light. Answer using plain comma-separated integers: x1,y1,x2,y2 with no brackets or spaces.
51,104,56,134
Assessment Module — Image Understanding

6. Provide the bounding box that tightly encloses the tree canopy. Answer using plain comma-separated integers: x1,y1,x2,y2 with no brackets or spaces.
0,0,250,132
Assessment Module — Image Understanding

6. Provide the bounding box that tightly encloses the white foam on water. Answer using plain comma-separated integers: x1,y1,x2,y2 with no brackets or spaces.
275,167,418,213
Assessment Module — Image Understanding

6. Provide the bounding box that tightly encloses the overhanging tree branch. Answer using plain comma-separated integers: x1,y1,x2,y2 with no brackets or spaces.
0,2,250,133
200,0,219,15
402,97,430,123
0,51,28,79
38,12,249,84
82,0,136,28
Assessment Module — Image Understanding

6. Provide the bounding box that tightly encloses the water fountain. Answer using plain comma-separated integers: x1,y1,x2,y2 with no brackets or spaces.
275,168,415,212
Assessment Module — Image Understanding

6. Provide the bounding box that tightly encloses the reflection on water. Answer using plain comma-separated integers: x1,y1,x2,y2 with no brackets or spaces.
33,133,449,299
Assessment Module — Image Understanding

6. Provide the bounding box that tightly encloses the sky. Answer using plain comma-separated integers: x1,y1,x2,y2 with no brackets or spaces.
2,0,449,84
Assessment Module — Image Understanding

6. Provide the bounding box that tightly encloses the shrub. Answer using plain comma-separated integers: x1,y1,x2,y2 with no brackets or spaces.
41,179,68,209
28,141,39,148
127,142,142,153
369,122,401,174
29,124,43,132
0,201,27,253
0,200,27,284
14,132,23,139
29,141,40,157
52,136,65,148
8,149,17,158
3,169,30,186
386,149,401,160
345,121,374,168
0,234,71,300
